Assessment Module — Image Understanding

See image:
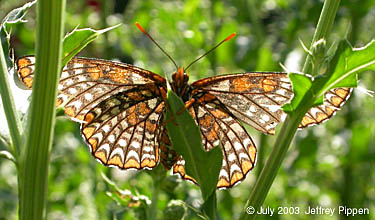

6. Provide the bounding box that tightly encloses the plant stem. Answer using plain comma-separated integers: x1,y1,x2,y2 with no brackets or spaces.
148,181,161,220
147,165,166,220
302,0,341,74
0,37,22,160
239,106,310,220
239,1,341,219
19,0,65,219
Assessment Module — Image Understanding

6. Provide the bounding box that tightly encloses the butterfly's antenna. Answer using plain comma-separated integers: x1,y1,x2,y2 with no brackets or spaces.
136,22,178,70
185,33,236,71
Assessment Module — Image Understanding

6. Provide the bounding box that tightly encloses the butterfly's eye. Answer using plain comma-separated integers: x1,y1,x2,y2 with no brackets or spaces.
172,72,178,81
183,73,189,83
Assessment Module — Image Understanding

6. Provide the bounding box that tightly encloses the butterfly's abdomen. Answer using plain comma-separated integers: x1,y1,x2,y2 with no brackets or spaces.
159,127,179,170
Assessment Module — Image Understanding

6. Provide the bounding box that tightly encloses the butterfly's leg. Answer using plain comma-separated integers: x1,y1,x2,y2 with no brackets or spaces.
161,98,196,126
159,87,178,126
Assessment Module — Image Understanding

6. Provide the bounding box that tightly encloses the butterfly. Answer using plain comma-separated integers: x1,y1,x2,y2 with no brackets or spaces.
15,26,352,189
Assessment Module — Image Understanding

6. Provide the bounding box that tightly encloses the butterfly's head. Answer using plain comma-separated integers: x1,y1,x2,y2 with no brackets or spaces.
171,67,189,96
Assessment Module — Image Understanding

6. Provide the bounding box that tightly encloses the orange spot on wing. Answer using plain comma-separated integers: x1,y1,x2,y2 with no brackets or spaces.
141,159,156,168
88,67,102,80
325,106,334,115
127,106,137,125
232,78,255,92
199,115,212,127
124,159,140,169
64,107,75,117
89,139,98,151
217,178,230,188
138,102,151,115
331,96,344,107
261,79,277,92
145,121,156,133
23,77,34,88
206,127,219,142
316,112,327,122
301,116,315,126
335,88,350,98
173,164,185,175
210,109,227,119
248,146,256,163
19,67,32,77
230,172,244,185
94,151,107,163
108,155,123,167
128,91,144,101
83,127,95,138
56,98,63,107
241,160,253,174
17,58,32,67
84,112,95,123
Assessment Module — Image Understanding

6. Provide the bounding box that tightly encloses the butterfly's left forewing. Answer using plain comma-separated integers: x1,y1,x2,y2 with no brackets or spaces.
16,56,167,170
16,56,166,122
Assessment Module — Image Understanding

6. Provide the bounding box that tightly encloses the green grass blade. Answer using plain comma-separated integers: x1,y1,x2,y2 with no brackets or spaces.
19,0,65,219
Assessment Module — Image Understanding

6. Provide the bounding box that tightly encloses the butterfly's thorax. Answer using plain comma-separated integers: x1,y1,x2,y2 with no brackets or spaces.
170,67,191,101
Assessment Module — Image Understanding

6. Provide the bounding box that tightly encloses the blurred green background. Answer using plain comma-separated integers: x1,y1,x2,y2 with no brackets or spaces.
0,0,374,219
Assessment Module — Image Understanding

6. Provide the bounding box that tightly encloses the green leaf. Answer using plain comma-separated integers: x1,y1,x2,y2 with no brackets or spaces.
61,24,121,67
0,0,36,67
165,90,222,201
314,40,375,97
282,73,313,113
284,40,375,113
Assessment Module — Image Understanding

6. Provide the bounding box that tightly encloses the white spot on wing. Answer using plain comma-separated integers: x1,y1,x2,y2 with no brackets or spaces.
132,141,140,149
249,105,256,112
234,142,242,151
261,114,270,122
239,152,249,161
97,144,110,154
219,169,229,179
119,139,127,147
84,93,93,101
110,148,125,161
61,71,69,78
108,135,116,143
126,150,140,161
243,138,251,147
228,153,236,162
102,125,110,133
143,146,152,152
229,163,241,175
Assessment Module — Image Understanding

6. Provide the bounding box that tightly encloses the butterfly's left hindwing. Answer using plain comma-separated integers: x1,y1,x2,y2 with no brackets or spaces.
81,95,165,169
